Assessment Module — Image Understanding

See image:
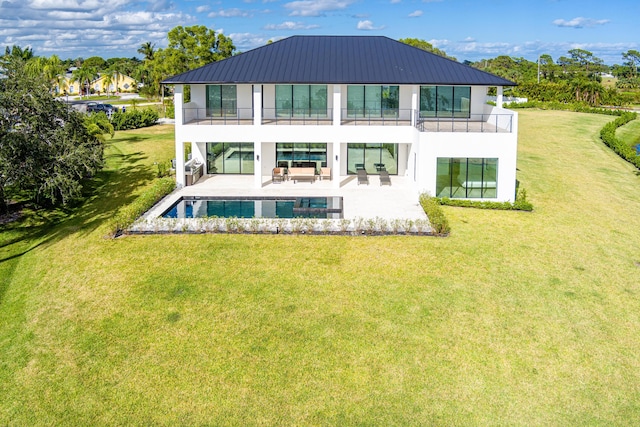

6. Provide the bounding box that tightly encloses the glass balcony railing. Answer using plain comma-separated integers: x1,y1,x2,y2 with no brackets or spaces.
181,107,514,133
340,108,413,126
414,112,514,133
182,108,254,125
261,108,333,125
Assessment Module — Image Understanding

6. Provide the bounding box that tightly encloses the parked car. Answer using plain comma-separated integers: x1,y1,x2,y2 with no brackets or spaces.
87,103,115,114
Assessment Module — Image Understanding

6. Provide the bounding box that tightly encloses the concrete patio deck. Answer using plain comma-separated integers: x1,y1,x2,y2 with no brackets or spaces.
145,174,427,220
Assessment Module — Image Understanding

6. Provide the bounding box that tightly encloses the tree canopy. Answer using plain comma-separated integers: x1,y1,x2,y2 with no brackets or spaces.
142,25,236,97
0,59,104,213
398,38,457,61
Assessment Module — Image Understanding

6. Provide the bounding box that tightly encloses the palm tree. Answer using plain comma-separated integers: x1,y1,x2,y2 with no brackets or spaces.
24,55,66,94
71,66,97,98
107,63,124,94
102,73,113,97
137,42,156,61
4,45,34,61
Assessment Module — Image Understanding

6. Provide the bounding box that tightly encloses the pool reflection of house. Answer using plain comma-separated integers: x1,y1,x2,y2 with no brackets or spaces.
163,36,519,201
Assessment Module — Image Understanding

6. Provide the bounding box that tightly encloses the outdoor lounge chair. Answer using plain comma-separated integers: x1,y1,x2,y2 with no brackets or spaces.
272,167,285,183
379,169,391,186
320,167,331,181
357,168,368,185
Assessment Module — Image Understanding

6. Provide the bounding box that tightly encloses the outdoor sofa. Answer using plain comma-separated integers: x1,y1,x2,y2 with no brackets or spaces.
288,167,316,183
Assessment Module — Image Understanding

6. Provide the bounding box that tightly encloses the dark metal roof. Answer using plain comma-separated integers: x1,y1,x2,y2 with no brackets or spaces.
162,36,516,86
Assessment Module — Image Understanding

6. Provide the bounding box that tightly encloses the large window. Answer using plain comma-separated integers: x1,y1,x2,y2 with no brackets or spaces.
436,158,497,198
206,85,237,117
276,143,327,170
347,143,398,175
206,143,254,174
347,86,399,117
420,86,470,118
275,85,327,118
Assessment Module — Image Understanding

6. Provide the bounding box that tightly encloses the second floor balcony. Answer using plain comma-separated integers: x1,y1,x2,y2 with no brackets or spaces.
181,107,514,133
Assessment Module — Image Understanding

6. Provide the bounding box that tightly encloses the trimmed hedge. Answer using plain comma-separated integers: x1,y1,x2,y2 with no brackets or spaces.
109,177,176,237
419,193,451,236
436,189,534,212
111,108,159,131
506,100,629,116
599,112,640,169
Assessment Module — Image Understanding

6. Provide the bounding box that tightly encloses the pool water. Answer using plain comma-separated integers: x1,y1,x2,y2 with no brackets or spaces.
162,197,343,219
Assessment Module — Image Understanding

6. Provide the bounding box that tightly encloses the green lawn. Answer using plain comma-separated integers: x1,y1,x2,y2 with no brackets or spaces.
617,115,640,150
2,111,640,425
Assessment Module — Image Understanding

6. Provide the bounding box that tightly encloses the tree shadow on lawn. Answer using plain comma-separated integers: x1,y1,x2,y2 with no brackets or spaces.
0,149,156,268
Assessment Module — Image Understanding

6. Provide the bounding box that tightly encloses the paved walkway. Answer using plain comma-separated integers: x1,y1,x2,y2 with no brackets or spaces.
145,174,427,221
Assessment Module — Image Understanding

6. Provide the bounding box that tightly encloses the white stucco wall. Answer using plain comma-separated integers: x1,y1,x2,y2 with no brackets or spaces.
172,83,519,200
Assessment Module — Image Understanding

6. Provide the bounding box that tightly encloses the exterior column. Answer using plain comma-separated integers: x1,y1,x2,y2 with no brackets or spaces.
174,85,186,187
175,141,185,187
332,85,341,126
332,141,341,189
253,85,263,188
254,141,262,188
253,85,262,126
411,85,418,126
174,84,184,125
496,86,503,109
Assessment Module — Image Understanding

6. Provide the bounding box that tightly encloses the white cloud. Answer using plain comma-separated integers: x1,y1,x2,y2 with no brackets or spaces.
195,5,209,13
422,38,637,65
408,10,423,17
146,0,173,12
284,0,355,17
552,17,610,28
0,0,193,58
356,20,385,31
227,32,273,51
208,8,253,18
263,21,320,30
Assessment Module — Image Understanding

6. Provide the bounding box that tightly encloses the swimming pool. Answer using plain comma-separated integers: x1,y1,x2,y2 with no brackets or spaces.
162,196,343,219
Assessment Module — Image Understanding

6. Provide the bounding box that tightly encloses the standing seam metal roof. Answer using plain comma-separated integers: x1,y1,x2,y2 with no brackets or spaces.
162,35,516,86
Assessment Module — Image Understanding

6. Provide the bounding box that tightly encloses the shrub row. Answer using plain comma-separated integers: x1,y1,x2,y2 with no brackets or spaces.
436,189,534,212
506,100,629,116
111,108,159,131
599,112,640,169
108,177,176,237
419,193,451,236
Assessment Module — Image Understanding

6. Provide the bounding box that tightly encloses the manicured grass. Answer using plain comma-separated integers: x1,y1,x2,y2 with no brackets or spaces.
616,115,640,150
2,112,640,425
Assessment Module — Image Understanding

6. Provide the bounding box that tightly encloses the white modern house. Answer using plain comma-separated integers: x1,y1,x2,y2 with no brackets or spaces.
163,36,519,201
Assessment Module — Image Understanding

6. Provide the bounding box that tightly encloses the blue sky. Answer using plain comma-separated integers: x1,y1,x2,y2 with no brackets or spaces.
0,0,637,64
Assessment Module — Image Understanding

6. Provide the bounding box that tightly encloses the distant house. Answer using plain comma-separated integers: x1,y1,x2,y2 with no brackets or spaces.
54,71,137,95
163,36,519,201
91,73,137,94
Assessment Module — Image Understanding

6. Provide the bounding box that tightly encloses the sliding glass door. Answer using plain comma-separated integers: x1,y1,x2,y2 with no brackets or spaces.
346,143,398,174
206,143,254,174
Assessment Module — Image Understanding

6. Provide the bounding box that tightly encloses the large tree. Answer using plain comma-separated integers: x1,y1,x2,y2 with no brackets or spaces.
0,59,104,213
167,25,235,68
398,38,457,61
144,25,235,97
